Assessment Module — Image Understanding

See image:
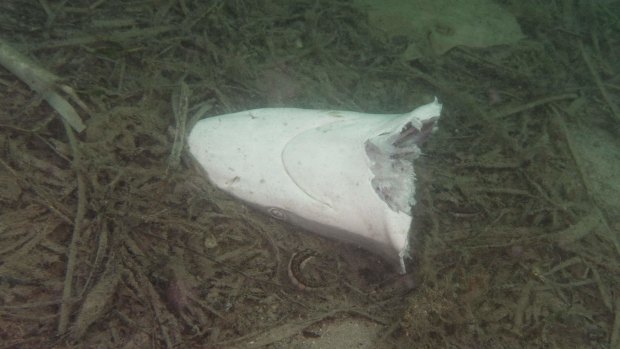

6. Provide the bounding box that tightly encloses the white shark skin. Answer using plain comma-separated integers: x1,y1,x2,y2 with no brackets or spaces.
188,99,442,273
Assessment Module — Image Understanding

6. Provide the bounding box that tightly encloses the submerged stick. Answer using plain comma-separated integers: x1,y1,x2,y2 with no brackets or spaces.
57,119,87,335
167,80,190,171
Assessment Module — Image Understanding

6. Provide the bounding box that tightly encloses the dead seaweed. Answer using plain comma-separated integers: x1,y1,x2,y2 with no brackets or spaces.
0,0,618,348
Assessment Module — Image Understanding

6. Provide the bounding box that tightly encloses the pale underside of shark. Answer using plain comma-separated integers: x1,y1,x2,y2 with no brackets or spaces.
188,99,442,273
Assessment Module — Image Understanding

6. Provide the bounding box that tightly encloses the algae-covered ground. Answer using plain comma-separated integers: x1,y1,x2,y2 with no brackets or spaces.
0,1,618,348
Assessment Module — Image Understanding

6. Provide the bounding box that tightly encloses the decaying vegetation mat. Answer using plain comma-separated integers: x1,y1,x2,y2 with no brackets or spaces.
0,1,619,348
